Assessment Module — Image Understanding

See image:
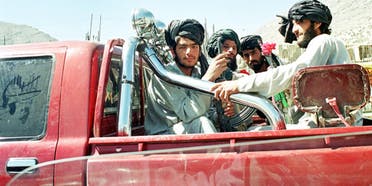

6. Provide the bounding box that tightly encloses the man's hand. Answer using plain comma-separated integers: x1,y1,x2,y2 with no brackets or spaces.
223,101,235,117
211,80,239,102
202,52,230,82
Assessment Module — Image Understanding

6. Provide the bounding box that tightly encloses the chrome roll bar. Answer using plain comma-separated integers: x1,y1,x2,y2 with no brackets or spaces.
138,40,286,130
117,8,286,135
118,36,286,135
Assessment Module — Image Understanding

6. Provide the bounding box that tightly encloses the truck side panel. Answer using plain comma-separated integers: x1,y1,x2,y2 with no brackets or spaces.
54,43,103,184
91,146,372,185
86,139,372,185
0,47,66,184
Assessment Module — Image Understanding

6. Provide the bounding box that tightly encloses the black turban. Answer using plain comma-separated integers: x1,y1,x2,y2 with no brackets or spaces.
277,0,331,44
240,35,263,53
276,15,297,43
164,19,205,49
288,0,332,25
206,29,240,58
164,19,209,76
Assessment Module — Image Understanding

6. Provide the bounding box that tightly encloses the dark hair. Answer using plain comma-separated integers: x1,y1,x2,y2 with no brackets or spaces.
319,22,331,35
306,20,331,34
239,35,263,56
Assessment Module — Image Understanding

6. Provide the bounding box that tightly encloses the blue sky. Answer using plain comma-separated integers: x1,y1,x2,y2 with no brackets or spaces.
0,0,298,42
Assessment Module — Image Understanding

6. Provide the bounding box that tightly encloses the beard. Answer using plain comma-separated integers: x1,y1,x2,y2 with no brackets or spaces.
297,23,317,48
249,56,267,72
250,60,263,72
175,56,196,69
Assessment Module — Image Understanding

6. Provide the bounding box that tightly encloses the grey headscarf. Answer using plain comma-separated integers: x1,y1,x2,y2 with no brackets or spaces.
206,29,240,58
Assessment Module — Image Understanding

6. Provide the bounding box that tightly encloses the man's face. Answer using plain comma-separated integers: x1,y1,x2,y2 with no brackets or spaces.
292,19,318,48
221,39,238,59
174,37,200,68
241,47,264,71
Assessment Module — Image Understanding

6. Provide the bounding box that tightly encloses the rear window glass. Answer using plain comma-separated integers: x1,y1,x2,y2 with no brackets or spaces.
104,57,121,115
0,56,53,139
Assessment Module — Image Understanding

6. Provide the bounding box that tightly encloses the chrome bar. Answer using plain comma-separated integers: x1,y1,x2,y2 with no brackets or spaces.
137,41,286,129
118,37,138,136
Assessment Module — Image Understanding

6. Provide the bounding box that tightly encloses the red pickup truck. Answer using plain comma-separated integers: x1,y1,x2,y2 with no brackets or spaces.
2,10,372,185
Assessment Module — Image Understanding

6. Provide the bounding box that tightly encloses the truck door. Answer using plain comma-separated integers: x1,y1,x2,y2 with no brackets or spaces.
0,50,65,185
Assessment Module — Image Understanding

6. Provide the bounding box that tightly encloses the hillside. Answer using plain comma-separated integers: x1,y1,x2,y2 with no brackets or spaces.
256,0,372,46
0,21,56,45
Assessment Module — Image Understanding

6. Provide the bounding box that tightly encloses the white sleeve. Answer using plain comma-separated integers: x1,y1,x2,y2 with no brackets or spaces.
237,61,308,97
236,35,342,98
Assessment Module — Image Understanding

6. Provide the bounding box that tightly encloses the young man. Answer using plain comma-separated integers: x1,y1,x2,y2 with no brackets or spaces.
205,29,247,131
240,35,282,73
239,35,293,122
206,29,241,81
145,19,229,135
211,0,360,128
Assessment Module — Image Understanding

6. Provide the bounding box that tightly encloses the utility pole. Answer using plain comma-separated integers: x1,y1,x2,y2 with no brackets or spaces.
203,18,208,55
204,17,208,41
97,15,102,42
86,13,103,42
89,14,93,41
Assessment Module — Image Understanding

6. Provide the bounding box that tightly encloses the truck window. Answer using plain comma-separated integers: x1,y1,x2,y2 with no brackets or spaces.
0,56,53,139
131,59,143,129
103,56,142,117
101,51,145,136
104,57,121,115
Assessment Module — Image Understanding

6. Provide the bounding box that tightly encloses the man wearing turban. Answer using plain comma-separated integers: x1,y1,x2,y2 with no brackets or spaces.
211,0,361,129
145,19,228,135
205,29,250,131
206,29,240,79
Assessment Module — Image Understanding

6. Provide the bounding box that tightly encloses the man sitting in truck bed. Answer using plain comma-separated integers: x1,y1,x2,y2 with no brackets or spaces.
144,19,231,135
211,0,363,128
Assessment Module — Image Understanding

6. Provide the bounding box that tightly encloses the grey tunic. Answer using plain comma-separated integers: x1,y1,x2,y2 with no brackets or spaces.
144,62,215,135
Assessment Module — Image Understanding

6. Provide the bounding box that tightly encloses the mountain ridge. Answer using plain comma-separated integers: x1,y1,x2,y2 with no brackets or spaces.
0,21,56,45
